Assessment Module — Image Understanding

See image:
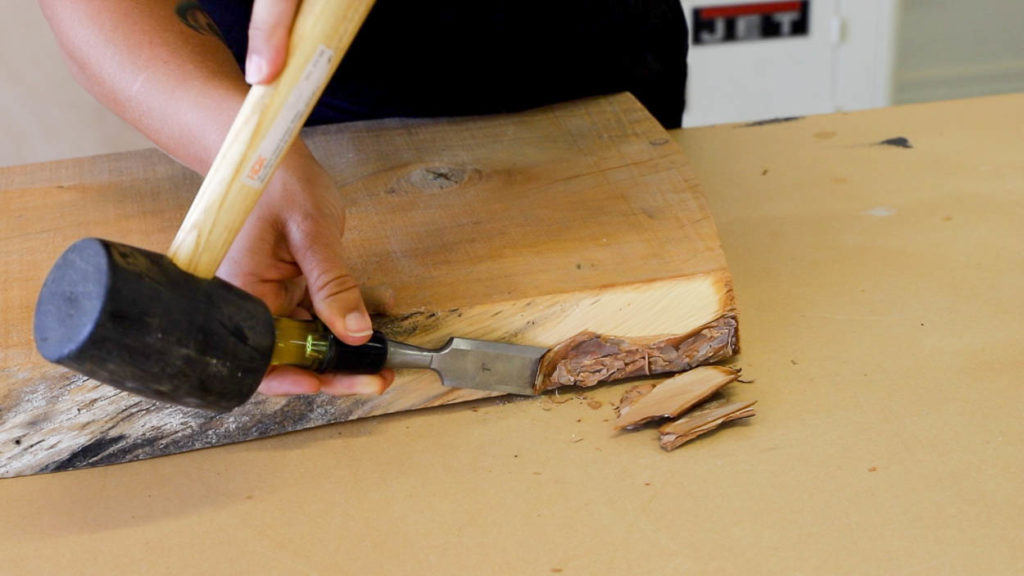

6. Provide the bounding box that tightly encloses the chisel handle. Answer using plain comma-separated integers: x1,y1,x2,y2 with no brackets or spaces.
325,335,441,373
320,331,392,374
271,319,437,374
168,0,376,277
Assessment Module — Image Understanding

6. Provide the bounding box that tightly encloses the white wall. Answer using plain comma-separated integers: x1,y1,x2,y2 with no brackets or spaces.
0,1,149,167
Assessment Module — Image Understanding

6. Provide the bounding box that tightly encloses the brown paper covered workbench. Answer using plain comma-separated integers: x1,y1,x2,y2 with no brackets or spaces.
1,93,1022,574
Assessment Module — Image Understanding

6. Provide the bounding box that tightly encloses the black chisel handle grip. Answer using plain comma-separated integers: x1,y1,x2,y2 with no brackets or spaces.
319,330,390,374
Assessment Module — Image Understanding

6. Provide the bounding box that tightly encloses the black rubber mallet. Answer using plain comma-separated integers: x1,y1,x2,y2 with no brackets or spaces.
32,0,547,411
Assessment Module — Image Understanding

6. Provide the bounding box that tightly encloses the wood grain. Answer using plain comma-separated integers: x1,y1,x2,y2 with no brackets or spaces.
0,93,736,477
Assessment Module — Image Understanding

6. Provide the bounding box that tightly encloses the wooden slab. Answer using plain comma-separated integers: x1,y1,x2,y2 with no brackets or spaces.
0,93,735,477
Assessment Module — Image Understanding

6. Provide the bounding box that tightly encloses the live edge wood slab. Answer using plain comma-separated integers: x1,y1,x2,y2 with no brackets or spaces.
0,93,736,477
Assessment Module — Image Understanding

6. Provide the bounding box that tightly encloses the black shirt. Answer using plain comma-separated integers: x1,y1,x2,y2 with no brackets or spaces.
200,0,688,128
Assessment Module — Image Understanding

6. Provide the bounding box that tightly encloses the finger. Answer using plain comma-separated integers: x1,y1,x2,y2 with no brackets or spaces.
319,370,394,396
216,210,307,315
258,365,323,395
245,0,300,84
287,213,373,347
258,365,393,397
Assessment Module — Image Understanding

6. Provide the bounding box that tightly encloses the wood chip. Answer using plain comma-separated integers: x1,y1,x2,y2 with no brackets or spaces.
658,400,756,451
616,382,656,413
613,365,739,430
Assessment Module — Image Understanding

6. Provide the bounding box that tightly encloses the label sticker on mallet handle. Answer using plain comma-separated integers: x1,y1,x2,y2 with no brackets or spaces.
243,44,334,187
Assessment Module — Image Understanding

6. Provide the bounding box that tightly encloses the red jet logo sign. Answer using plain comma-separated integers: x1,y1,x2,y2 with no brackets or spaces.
693,1,810,44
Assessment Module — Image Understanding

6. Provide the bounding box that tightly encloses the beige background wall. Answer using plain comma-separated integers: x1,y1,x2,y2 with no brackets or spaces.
0,1,148,168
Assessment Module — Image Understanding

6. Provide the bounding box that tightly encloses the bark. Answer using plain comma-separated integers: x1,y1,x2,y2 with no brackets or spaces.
535,315,738,392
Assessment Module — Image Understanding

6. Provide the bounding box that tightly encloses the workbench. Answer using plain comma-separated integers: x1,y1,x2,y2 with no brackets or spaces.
1,93,1021,574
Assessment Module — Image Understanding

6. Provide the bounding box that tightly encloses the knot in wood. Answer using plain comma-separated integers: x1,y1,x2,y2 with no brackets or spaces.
405,165,477,192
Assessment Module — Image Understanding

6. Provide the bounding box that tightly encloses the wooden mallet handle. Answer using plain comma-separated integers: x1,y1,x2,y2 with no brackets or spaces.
168,0,376,278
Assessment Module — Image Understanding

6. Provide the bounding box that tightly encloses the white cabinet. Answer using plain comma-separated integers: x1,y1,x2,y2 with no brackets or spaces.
681,0,899,126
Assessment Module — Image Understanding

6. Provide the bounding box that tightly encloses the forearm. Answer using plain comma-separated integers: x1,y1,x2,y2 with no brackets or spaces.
40,0,255,175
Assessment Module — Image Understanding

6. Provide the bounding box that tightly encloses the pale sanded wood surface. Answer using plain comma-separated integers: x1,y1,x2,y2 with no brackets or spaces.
0,93,734,477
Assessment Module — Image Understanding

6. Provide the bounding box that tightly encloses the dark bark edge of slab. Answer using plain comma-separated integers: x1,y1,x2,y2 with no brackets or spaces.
1,315,738,478
535,315,739,392
0,376,444,479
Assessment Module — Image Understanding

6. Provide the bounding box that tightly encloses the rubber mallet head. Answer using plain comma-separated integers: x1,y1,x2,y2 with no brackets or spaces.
34,238,275,411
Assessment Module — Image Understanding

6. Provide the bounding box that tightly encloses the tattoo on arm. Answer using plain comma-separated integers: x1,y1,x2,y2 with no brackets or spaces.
175,1,224,40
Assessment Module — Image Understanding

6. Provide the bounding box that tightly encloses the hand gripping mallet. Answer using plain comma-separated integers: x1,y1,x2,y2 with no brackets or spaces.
33,0,380,410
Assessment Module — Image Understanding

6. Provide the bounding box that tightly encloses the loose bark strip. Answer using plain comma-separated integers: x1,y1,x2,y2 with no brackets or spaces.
613,365,740,430
535,315,738,392
658,400,757,451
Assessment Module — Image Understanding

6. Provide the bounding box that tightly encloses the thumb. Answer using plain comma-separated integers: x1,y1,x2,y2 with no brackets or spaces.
288,219,373,346
245,0,300,84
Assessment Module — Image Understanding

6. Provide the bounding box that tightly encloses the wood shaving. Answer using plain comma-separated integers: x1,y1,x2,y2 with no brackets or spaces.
614,366,739,430
658,399,756,451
